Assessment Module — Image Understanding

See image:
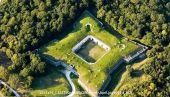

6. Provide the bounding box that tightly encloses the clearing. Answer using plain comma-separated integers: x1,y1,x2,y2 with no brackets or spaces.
40,10,141,96
30,66,70,97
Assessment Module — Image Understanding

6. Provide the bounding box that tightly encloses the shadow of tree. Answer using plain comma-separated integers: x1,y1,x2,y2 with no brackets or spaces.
131,70,143,78
31,69,70,91
99,57,147,97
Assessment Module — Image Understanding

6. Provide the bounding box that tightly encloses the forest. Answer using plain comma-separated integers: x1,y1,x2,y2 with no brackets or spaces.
0,0,169,96
95,0,170,96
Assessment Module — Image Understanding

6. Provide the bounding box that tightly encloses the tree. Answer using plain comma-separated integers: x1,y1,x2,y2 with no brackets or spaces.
24,76,33,88
6,49,13,58
96,0,103,9
126,65,134,77
46,0,52,7
130,0,139,4
8,74,20,89
142,32,156,46
33,0,41,6
7,17,16,27
0,66,9,81
97,7,105,19
20,68,30,77
1,86,14,96
39,2,46,11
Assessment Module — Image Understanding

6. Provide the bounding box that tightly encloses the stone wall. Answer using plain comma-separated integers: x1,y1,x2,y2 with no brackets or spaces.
124,40,148,63
72,35,110,53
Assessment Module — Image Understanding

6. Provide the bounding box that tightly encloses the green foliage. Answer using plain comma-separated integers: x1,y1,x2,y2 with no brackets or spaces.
0,0,91,93
0,0,90,53
20,68,30,77
40,11,139,92
96,0,170,45
1,86,14,96
31,67,70,97
0,49,46,91
0,66,9,81
0,0,169,96
95,0,170,96
8,74,20,89
7,17,16,27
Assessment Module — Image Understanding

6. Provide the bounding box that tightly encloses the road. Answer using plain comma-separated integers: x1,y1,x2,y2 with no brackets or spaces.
40,55,78,97
60,70,76,97
0,80,20,97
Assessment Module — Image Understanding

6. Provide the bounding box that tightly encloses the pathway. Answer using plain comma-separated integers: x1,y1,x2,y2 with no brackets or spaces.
60,70,76,97
0,80,20,97
40,55,78,97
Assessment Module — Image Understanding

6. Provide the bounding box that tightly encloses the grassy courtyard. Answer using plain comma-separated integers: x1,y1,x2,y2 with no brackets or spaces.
75,40,107,63
40,11,140,95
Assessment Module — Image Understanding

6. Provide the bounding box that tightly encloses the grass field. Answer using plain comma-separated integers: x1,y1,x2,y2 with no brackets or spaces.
30,66,70,97
30,66,90,97
40,10,140,95
75,40,107,63
70,74,91,97
109,58,151,97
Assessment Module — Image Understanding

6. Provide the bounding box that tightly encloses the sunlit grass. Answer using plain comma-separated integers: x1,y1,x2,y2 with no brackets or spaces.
40,11,139,93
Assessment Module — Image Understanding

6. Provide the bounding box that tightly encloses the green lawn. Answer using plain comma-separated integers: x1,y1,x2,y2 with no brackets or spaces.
109,58,151,97
30,67,70,97
70,74,91,97
40,11,140,95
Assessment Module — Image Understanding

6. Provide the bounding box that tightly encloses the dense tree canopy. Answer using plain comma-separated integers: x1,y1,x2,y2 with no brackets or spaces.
96,0,170,46
0,0,91,53
0,0,91,95
95,0,170,96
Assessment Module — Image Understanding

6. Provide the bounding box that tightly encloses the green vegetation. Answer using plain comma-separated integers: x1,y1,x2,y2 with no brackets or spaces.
0,0,169,96
71,75,90,97
0,86,14,96
31,66,90,97
75,40,107,63
40,11,139,93
108,59,152,97
0,0,90,96
96,0,170,96
0,0,7,6
31,67,70,97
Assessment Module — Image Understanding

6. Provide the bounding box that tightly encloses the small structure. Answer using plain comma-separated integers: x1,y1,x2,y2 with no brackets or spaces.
123,40,148,63
85,23,92,32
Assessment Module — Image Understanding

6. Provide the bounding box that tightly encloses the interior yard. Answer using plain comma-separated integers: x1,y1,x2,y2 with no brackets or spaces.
40,11,140,94
75,40,107,63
